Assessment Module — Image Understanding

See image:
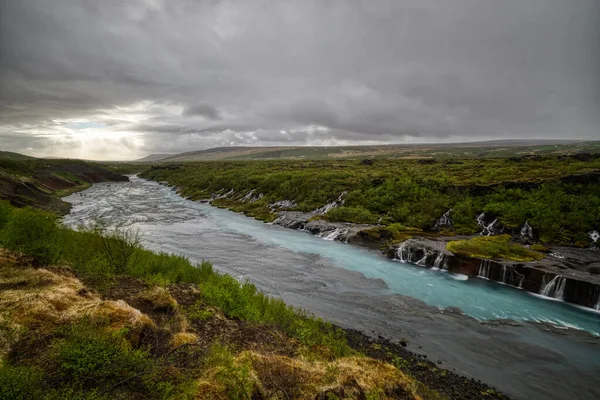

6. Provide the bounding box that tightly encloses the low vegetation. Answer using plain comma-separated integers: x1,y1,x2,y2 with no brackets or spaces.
0,201,453,399
446,235,544,262
140,155,600,246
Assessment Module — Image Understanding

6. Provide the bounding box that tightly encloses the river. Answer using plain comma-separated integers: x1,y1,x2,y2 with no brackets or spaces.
62,176,600,400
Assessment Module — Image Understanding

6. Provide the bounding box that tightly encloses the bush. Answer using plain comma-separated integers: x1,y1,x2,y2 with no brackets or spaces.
51,319,150,385
325,206,378,224
1,207,65,265
0,365,43,400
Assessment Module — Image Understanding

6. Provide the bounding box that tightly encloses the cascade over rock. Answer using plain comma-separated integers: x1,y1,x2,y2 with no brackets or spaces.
520,221,534,241
476,213,504,236
388,238,600,310
313,191,347,214
433,209,453,231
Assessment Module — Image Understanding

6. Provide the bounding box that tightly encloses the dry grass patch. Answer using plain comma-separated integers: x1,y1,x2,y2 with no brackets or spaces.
170,331,199,348
138,286,178,312
197,350,423,400
0,262,154,354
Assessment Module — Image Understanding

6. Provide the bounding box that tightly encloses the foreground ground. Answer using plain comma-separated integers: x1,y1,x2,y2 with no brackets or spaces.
0,249,508,399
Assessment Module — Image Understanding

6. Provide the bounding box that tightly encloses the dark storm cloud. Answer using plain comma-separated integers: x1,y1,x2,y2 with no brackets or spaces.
0,0,599,159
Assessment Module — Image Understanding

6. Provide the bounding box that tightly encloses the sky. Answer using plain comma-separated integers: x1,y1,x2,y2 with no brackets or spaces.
1,0,599,160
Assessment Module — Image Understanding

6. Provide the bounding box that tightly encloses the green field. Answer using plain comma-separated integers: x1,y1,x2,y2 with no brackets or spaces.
140,155,600,246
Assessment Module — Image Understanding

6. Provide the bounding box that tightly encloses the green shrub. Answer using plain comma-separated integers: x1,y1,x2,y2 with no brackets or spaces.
51,320,149,385
203,344,254,400
0,200,12,230
0,365,43,400
325,206,378,224
1,207,65,265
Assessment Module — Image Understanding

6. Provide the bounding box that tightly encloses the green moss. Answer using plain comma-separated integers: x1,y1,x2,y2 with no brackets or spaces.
447,234,544,262
530,243,551,253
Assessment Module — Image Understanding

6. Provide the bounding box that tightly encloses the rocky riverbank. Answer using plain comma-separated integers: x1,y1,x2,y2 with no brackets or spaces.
270,209,600,311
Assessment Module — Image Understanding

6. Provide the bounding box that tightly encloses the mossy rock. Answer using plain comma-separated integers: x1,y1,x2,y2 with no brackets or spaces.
447,234,544,262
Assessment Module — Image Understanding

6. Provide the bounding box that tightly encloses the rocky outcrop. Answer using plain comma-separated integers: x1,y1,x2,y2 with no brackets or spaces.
387,238,600,310
272,211,376,242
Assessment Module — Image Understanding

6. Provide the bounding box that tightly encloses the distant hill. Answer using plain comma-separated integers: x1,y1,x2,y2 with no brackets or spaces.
140,140,600,162
133,153,175,162
0,151,35,160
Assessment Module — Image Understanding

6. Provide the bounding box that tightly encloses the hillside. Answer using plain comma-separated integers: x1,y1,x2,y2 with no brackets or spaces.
0,151,35,161
137,140,600,162
0,159,128,214
133,153,175,162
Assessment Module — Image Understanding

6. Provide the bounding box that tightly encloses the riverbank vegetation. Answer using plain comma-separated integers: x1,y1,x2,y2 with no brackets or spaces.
140,155,600,246
0,200,511,399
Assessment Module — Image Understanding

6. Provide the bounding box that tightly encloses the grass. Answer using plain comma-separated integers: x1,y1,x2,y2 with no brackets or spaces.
139,155,600,246
446,235,544,262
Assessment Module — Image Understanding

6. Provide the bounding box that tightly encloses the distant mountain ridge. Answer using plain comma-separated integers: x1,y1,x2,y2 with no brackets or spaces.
133,140,600,162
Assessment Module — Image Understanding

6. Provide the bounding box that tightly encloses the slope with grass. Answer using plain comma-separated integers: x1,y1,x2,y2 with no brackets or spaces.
0,201,509,399
0,159,128,214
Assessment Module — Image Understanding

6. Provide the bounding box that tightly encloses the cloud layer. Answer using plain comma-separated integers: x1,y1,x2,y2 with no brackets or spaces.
1,0,599,160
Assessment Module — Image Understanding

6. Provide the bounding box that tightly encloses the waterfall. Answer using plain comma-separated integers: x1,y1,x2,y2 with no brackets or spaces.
321,228,343,241
478,259,491,279
433,209,453,231
433,253,447,270
314,191,347,214
241,189,256,202
501,266,507,284
396,243,413,263
540,275,567,300
595,296,600,311
415,250,432,267
589,230,599,243
211,188,234,200
269,200,297,210
477,213,503,236
520,221,534,239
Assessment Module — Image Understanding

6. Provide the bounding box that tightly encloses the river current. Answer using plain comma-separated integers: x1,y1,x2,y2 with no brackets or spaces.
62,176,600,400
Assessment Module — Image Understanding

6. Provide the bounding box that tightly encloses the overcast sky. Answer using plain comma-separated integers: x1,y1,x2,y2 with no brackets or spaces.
1,0,599,160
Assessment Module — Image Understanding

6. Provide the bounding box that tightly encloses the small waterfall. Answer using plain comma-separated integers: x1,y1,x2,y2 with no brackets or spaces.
321,228,343,241
314,191,347,214
269,200,297,210
211,188,234,200
595,296,600,311
415,250,432,267
501,266,507,284
433,209,452,231
478,259,491,279
477,213,503,236
241,189,256,202
433,252,447,270
589,230,599,243
396,243,413,263
520,221,534,239
540,275,567,300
